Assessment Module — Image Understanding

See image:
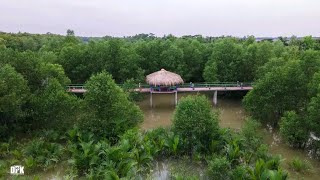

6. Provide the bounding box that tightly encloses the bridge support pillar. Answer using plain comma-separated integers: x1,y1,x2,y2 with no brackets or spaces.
150,92,153,108
175,91,178,106
213,90,217,106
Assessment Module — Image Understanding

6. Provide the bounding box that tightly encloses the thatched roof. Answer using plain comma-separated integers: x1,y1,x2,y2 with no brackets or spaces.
146,69,184,86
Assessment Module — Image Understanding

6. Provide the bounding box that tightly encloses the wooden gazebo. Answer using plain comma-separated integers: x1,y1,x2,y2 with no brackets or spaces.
146,68,184,90
146,69,184,107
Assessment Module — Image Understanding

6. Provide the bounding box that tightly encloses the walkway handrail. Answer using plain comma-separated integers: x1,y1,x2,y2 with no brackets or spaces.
66,84,86,89
66,82,254,90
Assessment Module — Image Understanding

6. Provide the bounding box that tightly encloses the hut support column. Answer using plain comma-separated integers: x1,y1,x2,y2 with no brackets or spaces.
213,90,217,106
175,91,178,106
150,92,153,107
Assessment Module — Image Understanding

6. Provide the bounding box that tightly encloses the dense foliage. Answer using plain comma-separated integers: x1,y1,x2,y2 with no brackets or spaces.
1,31,320,178
173,95,219,154
80,71,143,141
0,119,288,179
0,64,30,138
243,42,320,152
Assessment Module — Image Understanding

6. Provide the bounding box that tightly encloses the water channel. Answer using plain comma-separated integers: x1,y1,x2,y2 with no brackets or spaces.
139,92,320,180
28,92,320,179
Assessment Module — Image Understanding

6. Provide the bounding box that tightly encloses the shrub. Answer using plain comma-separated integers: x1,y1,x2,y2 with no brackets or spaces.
68,140,106,175
122,78,144,102
67,129,153,179
144,128,168,156
0,142,10,158
23,139,63,171
0,64,30,139
80,71,143,142
279,111,309,148
31,78,80,131
241,118,262,150
144,128,184,157
172,95,219,154
224,139,243,166
255,144,270,162
288,157,312,173
118,129,153,173
207,156,231,179
248,159,288,180
0,160,8,177
165,133,180,156
230,165,250,179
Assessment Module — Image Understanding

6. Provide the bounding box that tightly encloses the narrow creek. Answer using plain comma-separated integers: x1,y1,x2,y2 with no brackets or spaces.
139,92,320,180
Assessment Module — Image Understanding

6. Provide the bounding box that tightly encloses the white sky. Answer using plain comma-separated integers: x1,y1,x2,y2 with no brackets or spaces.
0,0,319,37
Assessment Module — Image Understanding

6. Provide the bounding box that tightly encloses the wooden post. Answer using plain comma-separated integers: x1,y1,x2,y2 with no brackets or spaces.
175,91,178,106
213,90,217,106
150,92,153,107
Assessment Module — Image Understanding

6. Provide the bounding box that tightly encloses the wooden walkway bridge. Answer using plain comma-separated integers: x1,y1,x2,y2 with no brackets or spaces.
67,82,253,106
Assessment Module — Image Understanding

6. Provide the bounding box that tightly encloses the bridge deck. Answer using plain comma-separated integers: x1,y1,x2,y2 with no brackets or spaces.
67,86,253,93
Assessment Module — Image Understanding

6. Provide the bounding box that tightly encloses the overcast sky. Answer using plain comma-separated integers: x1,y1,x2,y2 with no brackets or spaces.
0,0,319,37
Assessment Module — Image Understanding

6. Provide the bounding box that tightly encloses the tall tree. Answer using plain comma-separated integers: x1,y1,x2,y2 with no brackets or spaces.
203,38,245,82
31,78,79,131
0,64,30,138
244,60,307,126
245,41,275,80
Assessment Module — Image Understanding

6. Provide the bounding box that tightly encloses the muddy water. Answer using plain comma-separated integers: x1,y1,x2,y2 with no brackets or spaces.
264,131,320,180
139,92,246,130
139,92,320,180
150,159,206,179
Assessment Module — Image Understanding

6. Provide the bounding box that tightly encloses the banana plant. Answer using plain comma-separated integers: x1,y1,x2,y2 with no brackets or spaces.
22,139,64,171
24,156,37,173
144,128,167,154
11,149,23,160
132,147,153,173
225,139,243,166
248,159,288,180
68,140,101,174
209,140,220,153
265,156,281,170
165,133,180,156
0,142,9,157
261,169,288,180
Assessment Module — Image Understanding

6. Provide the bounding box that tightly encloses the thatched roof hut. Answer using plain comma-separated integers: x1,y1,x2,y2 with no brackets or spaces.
146,69,184,86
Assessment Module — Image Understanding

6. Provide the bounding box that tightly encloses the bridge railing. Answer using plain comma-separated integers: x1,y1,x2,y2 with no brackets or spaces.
178,82,254,88
66,84,86,90
67,82,254,90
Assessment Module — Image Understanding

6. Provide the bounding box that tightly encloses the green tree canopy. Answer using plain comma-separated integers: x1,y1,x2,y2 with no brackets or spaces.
307,93,320,137
39,63,71,86
243,60,307,126
31,78,79,131
172,95,219,153
0,64,30,138
80,71,143,141
279,111,309,148
203,38,246,82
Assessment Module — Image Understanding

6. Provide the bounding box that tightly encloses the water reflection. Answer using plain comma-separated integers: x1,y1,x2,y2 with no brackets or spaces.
150,159,205,180
152,161,170,180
